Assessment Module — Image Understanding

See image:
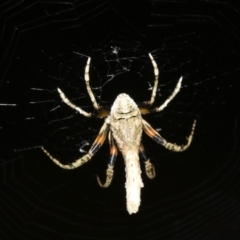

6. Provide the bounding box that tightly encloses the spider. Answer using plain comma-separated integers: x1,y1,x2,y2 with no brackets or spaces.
41,53,196,214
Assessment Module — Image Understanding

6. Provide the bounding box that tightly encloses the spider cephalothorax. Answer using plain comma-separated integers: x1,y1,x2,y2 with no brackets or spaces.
110,93,142,152
42,54,196,214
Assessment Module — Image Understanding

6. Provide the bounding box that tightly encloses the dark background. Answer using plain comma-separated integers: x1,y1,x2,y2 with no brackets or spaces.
1,1,240,239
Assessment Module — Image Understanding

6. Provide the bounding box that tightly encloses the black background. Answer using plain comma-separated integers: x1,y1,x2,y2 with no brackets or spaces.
1,1,240,239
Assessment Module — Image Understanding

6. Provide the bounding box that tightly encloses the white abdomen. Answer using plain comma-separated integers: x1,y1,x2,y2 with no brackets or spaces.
124,149,144,214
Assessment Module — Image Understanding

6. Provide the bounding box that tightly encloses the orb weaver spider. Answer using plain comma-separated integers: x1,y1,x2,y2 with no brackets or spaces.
42,53,196,214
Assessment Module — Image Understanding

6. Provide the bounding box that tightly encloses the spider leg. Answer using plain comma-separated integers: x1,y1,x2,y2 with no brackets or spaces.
142,119,196,152
139,143,156,179
154,76,182,113
84,57,100,110
141,53,182,114
148,53,159,106
57,88,92,117
41,118,109,169
97,132,118,188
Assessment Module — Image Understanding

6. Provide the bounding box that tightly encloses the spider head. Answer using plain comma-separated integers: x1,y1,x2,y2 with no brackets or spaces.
110,93,140,119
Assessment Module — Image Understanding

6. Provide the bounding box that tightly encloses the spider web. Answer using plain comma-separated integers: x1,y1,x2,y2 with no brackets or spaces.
1,0,240,239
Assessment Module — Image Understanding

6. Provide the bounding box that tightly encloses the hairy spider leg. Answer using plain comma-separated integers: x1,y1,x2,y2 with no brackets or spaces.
142,119,196,152
148,53,159,105
41,119,109,169
139,144,156,179
154,76,182,112
142,53,183,114
84,57,100,110
57,88,92,117
97,132,118,188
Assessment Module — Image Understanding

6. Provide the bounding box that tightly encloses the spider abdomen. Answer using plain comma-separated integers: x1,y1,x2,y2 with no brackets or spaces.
110,93,144,214
124,150,144,214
